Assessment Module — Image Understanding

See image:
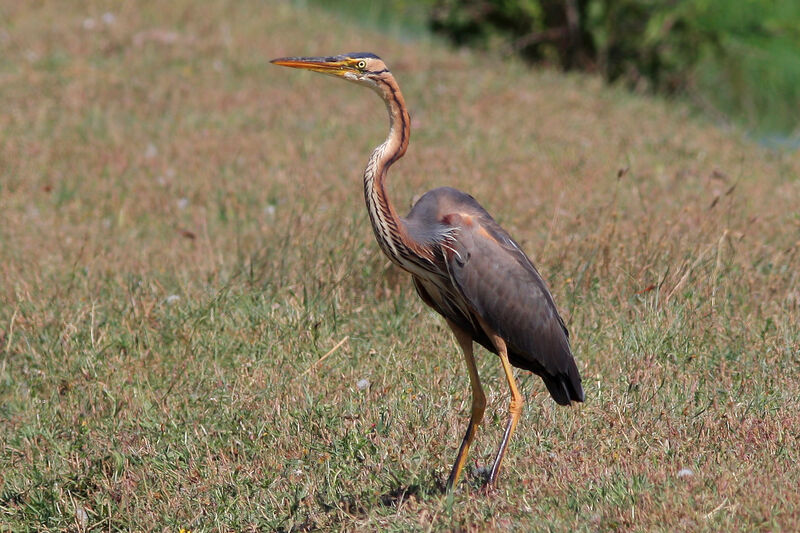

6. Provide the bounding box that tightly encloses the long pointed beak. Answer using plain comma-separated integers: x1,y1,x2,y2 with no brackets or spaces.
270,56,349,76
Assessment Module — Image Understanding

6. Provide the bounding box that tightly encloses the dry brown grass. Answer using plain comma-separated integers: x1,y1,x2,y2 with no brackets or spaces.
1,0,799,531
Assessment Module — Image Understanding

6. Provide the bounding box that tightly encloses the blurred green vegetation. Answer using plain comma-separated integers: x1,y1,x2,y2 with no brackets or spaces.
430,0,800,137
311,0,800,138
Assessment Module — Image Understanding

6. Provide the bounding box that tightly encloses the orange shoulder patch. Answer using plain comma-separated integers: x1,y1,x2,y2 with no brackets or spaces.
441,213,473,227
476,224,494,241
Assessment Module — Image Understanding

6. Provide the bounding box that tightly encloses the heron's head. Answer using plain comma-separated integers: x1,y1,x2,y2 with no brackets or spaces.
270,53,388,90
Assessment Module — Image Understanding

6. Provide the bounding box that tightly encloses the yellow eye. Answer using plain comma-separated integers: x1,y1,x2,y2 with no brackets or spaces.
357,60,367,70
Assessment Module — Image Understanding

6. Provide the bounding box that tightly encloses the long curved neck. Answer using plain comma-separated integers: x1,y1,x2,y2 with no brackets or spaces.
363,72,415,267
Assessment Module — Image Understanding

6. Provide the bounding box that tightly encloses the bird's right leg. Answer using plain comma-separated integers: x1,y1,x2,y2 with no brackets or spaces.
445,320,486,492
484,329,523,488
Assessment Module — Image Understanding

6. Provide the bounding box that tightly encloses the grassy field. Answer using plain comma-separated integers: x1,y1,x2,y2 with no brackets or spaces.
1,1,799,531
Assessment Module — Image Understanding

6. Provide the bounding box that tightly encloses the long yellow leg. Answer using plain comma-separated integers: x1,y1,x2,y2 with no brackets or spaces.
484,329,524,487
445,320,486,492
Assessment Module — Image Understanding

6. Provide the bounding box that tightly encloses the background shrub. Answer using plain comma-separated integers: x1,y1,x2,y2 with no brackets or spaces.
431,0,800,136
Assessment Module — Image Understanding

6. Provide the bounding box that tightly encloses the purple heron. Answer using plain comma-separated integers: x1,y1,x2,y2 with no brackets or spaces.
272,53,584,491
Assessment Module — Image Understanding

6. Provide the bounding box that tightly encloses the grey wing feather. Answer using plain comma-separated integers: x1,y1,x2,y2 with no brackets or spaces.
445,217,584,404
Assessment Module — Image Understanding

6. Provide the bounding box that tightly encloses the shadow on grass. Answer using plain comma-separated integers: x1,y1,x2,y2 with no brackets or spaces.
377,466,494,506
330,475,439,517
379,482,424,507
378,466,494,506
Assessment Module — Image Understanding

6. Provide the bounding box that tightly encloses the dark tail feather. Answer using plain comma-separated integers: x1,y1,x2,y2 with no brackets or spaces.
541,370,585,406
508,350,585,405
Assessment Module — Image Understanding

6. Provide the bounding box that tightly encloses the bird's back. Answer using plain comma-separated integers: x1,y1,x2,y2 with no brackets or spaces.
405,187,584,405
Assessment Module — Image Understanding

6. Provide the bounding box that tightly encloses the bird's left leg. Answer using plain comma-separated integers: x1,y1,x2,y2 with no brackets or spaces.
481,324,523,488
445,320,486,492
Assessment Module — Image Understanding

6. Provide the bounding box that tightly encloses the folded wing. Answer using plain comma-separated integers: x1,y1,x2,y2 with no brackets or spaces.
444,213,584,405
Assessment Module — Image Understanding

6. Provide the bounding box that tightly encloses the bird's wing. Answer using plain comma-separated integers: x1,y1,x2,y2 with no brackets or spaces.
443,212,583,403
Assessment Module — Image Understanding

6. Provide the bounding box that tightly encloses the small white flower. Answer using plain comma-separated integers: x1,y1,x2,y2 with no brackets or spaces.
165,294,180,305
264,205,276,216
75,505,88,528
101,12,116,25
356,379,370,391
177,198,189,210
677,468,694,479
